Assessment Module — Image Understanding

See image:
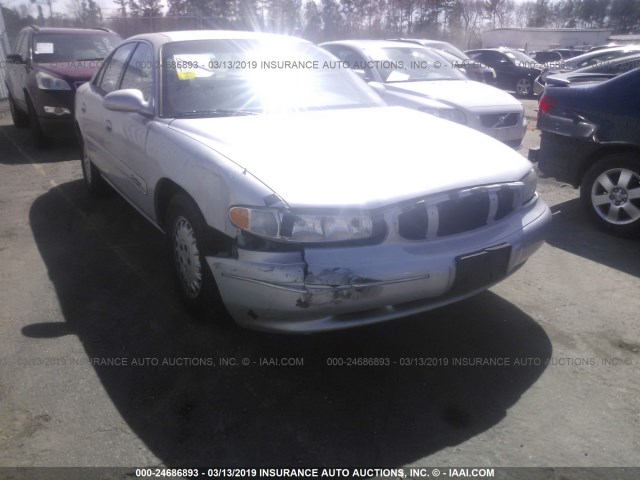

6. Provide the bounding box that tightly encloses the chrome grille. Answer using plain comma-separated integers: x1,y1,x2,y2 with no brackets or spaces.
480,112,520,129
396,184,521,240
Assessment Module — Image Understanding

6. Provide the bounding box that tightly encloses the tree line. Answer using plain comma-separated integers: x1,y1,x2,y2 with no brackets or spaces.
4,0,640,47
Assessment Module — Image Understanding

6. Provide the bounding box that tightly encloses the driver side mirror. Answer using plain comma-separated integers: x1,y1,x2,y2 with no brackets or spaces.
103,89,151,115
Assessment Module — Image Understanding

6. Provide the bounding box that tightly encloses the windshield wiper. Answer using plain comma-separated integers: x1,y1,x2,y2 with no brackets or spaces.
173,109,259,118
76,57,105,61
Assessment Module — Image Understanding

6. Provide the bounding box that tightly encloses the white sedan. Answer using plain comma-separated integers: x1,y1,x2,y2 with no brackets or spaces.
75,31,550,332
321,40,528,146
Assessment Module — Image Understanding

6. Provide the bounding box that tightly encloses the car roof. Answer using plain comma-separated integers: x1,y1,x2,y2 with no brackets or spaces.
26,26,119,35
467,48,520,53
125,30,310,46
392,38,450,47
320,39,421,49
565,45,640,63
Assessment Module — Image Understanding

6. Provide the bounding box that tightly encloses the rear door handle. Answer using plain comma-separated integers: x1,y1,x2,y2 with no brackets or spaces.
81,103,86,113
105,120,112,132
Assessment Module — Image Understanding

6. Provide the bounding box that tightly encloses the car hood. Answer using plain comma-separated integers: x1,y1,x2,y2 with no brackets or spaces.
37,61,101,80
169,106,531,208
385,80,521,110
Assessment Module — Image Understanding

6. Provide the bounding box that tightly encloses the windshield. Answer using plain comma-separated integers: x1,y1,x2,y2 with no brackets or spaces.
362,46,466,82
33,33,121,63
573,49,640,69
160,39,384,118
577,54,640,74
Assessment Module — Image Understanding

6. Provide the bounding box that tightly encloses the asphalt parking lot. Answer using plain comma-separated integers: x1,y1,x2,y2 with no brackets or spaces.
0,98,638,471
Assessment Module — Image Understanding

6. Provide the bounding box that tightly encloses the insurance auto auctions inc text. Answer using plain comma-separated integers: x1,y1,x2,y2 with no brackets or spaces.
253,468,494,478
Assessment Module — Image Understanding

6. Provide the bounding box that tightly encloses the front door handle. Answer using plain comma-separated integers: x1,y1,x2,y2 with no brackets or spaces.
81,103,86,113
105,120,112,132
130,175,142,188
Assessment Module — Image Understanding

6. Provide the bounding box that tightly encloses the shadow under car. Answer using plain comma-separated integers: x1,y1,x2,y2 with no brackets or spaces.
27,179,552,467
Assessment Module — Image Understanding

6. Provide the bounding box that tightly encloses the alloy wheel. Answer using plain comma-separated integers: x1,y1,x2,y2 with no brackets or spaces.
516,78,531,96
590,167,640,225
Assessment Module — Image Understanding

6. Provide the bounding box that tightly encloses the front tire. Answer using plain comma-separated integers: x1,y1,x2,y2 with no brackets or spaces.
515,77,533,97
580,153,640,237
26,96,51,148
8,93,29,128
166,194,220,313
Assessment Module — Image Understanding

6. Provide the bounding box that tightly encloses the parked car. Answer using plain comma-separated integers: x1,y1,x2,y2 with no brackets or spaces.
427,48,497,84
465,48,542,96
588,43,620,52
552,48,589,59
388,38,468,59
321,40,527,146
533,45,640,95
75,30,551,332
387,38,496,84
528,50,562,64
4,26,122,147
533,68,640,237
544,53,640,87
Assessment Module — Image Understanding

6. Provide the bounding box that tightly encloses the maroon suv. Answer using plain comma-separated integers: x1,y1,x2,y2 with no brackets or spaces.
5,26,121,147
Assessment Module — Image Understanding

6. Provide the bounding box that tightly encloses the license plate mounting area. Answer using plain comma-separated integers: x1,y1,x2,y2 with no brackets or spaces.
450,243,512,295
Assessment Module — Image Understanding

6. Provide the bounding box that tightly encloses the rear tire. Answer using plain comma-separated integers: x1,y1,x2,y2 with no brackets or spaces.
580,153,640,237
80,142,110,197
8,93,29,128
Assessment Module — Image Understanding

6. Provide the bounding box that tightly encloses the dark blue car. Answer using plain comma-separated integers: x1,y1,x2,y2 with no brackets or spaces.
533,68,640,237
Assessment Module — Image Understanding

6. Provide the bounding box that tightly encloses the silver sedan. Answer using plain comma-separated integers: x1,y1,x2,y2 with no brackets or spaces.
75,31,551,332
321,40,527,147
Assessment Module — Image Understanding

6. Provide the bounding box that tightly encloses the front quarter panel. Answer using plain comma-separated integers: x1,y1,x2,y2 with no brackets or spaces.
146,123,280,237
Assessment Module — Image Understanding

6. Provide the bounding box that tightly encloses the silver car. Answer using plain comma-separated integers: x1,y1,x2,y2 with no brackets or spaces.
75,31,551,333
321,40,527,146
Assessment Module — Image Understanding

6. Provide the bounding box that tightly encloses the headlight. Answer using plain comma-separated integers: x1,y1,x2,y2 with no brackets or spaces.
520,168,538,204
229,207,374,243
35,71,71,90
419,106,467,125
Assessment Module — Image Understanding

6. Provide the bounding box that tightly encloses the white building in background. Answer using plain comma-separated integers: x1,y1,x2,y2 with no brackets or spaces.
609,34,640,45
482,28,612,52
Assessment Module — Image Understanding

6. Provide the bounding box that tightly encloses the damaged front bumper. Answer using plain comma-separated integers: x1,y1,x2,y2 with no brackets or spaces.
208,196,551,332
